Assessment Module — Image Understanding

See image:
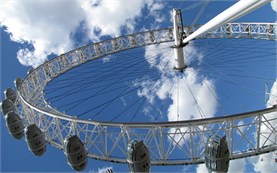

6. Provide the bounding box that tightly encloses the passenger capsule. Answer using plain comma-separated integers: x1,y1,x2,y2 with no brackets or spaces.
1,99,15,116
205,135,230,173
64,135,87,171
127,140,150,173
25,124,46,156
5,111,24,139
14,78,23,90
4,88,17,103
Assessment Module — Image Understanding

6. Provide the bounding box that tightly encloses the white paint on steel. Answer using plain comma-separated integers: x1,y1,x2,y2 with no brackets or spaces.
15,23,277,165
173,9,186,71
183,0,272,44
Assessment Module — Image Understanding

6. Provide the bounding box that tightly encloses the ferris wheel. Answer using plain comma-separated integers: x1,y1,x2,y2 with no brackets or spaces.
1,0,276,173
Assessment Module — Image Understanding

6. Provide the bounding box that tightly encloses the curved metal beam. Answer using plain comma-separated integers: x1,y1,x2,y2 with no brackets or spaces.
182,0,272,44
16,23,277,165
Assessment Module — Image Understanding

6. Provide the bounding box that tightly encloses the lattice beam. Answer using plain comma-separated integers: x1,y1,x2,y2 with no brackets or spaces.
16,23,277,165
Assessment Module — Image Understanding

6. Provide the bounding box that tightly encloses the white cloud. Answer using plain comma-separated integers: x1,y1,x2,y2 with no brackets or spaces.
141,42,218,145
17,48,45,67
102,55,112,63
1,0,165,68
195,158,246,173
254,153,277,173
195,163,208,173
1,0,82,67
271,0,277,12
166,71,217,144
135,77,159,105
90,166,113,173
228,159,246,173
266,79,277,108
167,69,217,121
81,0,146,39
144,43,217,121
195,79,277,173
236,120,246,136
253,79,277,173
148,1,166,23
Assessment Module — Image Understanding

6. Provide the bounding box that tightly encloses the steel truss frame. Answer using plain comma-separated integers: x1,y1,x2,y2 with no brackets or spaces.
17,23,276,165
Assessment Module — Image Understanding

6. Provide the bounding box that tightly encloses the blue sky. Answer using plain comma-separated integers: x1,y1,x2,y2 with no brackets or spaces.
1,0,277,173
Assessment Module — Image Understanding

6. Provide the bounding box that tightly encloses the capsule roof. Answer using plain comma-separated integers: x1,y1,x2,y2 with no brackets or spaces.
5,111,24,139
4,88,17,103
1,99,15,116
127,140,149,161
206,135,226,148
205,135,229,172
127,140,150,173
127,140,145,149
64,135,87,171
14,78,23,89
64,135,84,154
25,124,46,156
24,124,43,137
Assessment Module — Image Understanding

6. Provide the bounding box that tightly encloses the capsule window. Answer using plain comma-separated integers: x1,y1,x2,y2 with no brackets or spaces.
140,153,146,159
74,146,80,151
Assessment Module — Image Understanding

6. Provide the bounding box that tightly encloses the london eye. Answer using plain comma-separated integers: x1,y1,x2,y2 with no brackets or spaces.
1,0,276,172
